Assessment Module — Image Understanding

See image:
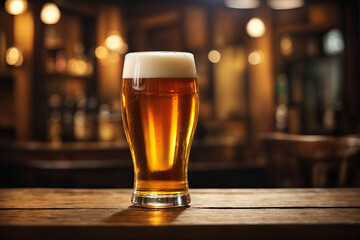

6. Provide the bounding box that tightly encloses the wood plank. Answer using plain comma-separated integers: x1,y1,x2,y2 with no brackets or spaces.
0,208,360,226
192,188,360,208
1,188,359,209
1,225,359,240
1,208,360,240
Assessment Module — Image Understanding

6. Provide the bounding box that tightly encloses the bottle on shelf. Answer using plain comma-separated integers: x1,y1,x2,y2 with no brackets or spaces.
61,95,76,141
47,94,62,142
98,104,114,141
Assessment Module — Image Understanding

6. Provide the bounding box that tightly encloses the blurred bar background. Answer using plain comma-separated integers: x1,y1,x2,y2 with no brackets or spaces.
0,0,359,188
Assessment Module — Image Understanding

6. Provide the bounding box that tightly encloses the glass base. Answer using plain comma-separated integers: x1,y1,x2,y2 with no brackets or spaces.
131,192,190,208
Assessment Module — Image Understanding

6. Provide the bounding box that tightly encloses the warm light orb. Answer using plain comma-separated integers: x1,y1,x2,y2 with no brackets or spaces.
6,47,23,66
208,50,221,63
68,58,89,76
95,46,109,60
225,0,260,9
105,34,123,51
267,0,304,10
246,18,266,38
280,36,293,56
4,0,28,15
41,3,61,24
248,50,263,65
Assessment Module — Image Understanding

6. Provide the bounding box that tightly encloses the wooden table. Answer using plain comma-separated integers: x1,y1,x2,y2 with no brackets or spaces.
0,189,359,239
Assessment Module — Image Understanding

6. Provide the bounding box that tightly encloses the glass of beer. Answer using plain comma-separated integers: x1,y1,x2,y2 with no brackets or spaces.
121,52,199,208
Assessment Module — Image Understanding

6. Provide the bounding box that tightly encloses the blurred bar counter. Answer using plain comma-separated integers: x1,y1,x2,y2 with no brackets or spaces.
0,140,267,188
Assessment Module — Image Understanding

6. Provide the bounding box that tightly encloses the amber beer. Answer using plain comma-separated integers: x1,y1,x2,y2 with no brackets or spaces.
121,52,198,207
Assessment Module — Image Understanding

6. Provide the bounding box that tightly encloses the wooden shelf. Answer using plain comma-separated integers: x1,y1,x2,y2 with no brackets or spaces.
44,72,94,80
277,23,340,35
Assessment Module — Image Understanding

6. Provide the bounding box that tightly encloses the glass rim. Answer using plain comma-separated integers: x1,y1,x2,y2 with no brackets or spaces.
124,51,194,57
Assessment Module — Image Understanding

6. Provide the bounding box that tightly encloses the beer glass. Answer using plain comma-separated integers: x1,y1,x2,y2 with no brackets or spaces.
121,52,199,208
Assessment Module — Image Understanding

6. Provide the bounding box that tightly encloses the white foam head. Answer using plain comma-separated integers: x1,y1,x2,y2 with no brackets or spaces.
122,51,197,79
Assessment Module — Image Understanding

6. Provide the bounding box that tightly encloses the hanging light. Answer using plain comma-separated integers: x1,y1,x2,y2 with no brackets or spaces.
224,0,260,9
4,0,28,15
267,0,304,10
40,3,61,24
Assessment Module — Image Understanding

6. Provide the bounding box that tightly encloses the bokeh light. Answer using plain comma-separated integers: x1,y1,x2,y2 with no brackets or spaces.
41,3,61,25
6,47,23,67
67,58,92,76
95,46,109,60
4,0,28,15
323,29,344,56
208,50,221,63
248,50,263,65
105,34,123,51
246,18,266,38
280,36,293,56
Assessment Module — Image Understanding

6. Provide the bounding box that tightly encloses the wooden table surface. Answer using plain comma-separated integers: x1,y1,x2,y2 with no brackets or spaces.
0,188,360,239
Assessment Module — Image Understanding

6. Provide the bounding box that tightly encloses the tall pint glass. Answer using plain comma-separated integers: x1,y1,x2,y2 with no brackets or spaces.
121,52,199,207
